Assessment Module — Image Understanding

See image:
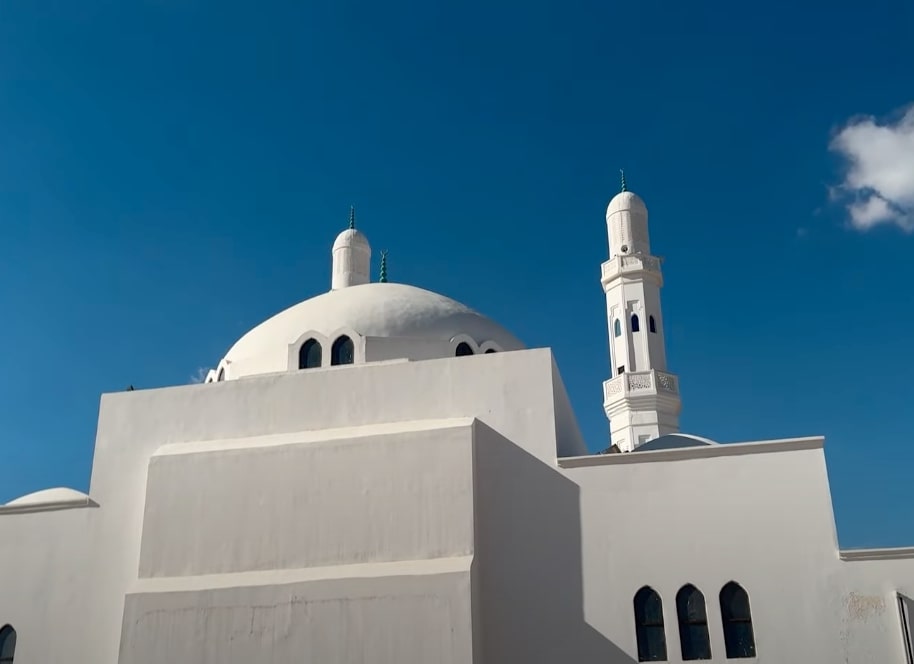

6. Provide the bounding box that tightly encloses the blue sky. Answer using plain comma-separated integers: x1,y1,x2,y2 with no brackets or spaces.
1,1,912,547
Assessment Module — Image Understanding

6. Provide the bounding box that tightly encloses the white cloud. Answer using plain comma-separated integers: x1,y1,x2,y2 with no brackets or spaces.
829,104,914,232
189,366,210,384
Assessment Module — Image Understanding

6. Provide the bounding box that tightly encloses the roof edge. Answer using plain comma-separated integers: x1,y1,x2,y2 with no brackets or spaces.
558,435,825,468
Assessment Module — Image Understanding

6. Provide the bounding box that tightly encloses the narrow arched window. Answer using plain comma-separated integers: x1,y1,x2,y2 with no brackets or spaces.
298,338,322,369
0,625,16,664
633,587,667,662
631,314,640,332
649,316,657,333
331,335,354,365
456,342,474,356
614,319,622,337
720,582,756,658
217,367,225,382
677,585,711,660
484,349,497,354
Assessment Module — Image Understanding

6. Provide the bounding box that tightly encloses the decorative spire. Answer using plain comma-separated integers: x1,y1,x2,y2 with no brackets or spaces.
348,205,355,230
379,250,388,283
620,169,627,193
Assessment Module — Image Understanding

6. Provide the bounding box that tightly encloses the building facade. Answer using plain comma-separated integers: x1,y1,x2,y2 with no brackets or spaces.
0,190,912,664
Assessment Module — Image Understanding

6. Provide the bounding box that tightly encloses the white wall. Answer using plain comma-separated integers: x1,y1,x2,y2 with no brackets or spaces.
563,439,914,663
2,346,913,663
0,348,582,664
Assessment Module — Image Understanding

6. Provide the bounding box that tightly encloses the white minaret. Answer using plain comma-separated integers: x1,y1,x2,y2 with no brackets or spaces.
331,206,372,290
602,173,681,452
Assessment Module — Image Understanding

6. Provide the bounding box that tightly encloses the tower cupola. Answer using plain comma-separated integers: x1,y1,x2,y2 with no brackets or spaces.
331,206,371,290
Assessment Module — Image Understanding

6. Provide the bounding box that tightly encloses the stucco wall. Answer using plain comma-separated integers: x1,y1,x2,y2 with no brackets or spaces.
563,441,914,663
0,348,577,664
0,507,98,663
119,565,474,664
139,423,475,577
828,556,914,663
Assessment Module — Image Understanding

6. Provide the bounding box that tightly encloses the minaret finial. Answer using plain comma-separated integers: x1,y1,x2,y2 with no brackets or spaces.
620,169,627,193
379,250,388,283
348,205,355,230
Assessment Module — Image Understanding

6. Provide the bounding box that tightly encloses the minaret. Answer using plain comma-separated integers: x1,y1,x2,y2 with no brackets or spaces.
601,172,681,452
331,206,371,289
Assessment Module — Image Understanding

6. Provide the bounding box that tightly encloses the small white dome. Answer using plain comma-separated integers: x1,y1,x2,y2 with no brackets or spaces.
219,282,525,379
332,228,370,252
606,191,647,217
4,487,93,508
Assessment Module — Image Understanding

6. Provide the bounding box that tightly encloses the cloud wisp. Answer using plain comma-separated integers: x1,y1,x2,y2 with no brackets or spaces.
829,104,914,232
189,366,210,384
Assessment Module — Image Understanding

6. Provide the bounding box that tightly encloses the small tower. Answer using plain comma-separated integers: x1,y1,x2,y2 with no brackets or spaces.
601,174,681,452
331,206,372,290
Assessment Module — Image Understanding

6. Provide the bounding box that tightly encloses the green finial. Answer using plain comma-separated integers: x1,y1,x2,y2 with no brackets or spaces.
620,169,627,193
379,250,388,283
348,205,355,230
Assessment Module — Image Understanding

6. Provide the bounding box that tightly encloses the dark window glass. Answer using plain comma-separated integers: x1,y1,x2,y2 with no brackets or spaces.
298,339,322,369
217,367,225,382
677,585,711,660
331,336,355,365
614,319,622,337
617,366,625,375
484,349,497,354
649,315,657,333
631,314,640,332
0,625,16,664
720,582,756,658
634,587,668,661
456,342,474,356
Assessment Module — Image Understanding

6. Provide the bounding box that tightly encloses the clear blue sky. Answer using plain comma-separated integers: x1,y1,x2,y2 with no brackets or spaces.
1,1,912,548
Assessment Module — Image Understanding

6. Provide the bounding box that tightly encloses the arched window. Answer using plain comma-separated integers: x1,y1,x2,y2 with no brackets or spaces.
633,586,667,662
217,367,225,382
676,584,711,660
484,349,497,354
631,314,640,332
649,315,657,333
720,582,756,658
455,342,474,357
298,338,322,369
0,625,16,664
331,335,355,365
614,319,622,337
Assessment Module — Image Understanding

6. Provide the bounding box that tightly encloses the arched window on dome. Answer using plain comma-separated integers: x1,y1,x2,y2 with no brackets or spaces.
0,624,16,664
633,586,667,662
217,367,225,382
631,314,641,332
614,319,622,337
484,349,497,354
298,338,322,369
649,315,657,333
719,582,756,658
331,335,355,365
455,342,474,357
676,584,711,660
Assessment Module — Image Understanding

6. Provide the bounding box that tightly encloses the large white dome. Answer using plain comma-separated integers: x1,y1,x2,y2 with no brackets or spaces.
213,282,525,380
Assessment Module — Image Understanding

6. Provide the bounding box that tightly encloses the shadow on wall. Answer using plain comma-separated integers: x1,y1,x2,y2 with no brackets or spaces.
473,422,635,663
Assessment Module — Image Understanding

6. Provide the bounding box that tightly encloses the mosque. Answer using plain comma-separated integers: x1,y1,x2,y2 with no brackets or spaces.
1,182,913,664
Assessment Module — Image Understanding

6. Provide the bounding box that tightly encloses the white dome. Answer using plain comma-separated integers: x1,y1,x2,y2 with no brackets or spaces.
217,282,525,380
606,190,647,217
332,228,370,251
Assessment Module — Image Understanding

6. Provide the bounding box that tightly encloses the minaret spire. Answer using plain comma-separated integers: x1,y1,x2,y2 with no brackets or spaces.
620,169,627,193
379,250,389,283
348,205,356,230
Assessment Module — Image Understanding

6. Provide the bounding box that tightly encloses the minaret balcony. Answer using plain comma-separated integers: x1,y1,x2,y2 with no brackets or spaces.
601,254,663,286
603,369,679,405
